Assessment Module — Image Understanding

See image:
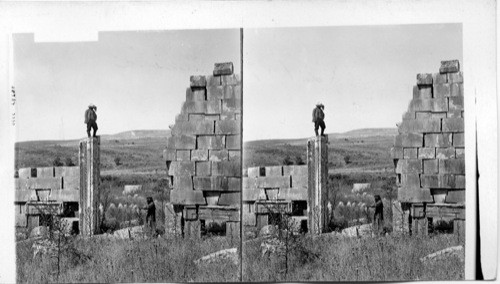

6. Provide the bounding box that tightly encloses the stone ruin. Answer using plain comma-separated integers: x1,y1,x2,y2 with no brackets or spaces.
243,136,329,235
163,62,241,239
14,137,100,236
392,60,465,236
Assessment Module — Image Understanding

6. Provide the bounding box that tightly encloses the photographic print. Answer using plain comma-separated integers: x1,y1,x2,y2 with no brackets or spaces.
241,24,465,282
12,29,242,283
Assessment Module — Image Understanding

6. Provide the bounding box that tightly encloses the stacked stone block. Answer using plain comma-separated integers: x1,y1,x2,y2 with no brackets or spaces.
14,166,80,227
79,137,101,236
307,136,329,234
242,165,308,228
163,62,241,238
392,60,465,234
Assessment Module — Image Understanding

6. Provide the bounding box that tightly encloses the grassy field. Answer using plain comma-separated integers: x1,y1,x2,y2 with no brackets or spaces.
243,233,464,282
17,235,239,283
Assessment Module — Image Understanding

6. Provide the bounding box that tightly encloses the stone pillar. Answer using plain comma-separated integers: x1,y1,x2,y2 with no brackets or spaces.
307,136,329,234
164,203,183,237
79,137,100,236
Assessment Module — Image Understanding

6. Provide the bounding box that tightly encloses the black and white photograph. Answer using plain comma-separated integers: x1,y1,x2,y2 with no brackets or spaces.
0,1,498,283
241,24,466,281
11,29,242,282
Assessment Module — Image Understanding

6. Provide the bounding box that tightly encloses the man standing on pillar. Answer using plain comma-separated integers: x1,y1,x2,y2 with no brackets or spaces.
84,104,98,137
312,102,326,136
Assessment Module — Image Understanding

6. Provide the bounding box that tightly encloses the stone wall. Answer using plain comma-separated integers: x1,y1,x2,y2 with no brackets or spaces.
243,165,308,229
14,166,80,227
392,60,465,234
163,62,241,238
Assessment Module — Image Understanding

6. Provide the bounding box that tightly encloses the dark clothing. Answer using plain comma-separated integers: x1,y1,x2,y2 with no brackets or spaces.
312,107,325,122
85,108,98,137
312,106,326,136
374,200,384,220
146,202,156,223
84,109,97,124
373,199,384,235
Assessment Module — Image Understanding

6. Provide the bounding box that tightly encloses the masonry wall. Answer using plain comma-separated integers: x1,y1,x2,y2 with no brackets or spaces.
242,165,308,228
392,60,465,234
14,166,80,227
163,62,241,237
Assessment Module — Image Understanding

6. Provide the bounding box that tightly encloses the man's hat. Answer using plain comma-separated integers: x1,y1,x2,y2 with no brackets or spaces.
88,103,95,108
316,102,324,107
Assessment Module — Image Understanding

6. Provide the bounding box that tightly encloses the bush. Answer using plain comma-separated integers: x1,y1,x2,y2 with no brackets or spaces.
53,156,63,166
328,217,349,232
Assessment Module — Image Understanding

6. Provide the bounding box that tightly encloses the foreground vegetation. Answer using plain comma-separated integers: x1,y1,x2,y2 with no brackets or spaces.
243,233,464,282
17,235,239,283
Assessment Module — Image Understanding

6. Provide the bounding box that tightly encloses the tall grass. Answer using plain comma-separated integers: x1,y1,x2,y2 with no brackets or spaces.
17,235,239,283
243,233,464,282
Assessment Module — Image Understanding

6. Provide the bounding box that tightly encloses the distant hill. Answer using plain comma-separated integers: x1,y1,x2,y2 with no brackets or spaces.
101,130,171,140
331,128,397,138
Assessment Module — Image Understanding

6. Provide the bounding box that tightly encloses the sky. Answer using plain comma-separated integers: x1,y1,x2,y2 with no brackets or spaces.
243,24,462,141
14,29,241,141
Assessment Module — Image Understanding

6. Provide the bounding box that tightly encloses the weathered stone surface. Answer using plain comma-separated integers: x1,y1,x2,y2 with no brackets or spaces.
221,74,239,85
206,86,224,100
213,62,234,76
231,85,242,100
173,176,193,190
62,176,80,190
440,60,460,73
291,175,308,189
218,192,240,207
420,245,464,264
37,167,54,178
215,120,240,135
209,150,229,161
170,190,205,205
392,201,411,233
450,83,463,97
15,190,35,201
453,133,465,147
171,121,214,135
23,177,63,190
408,98,448,112
176,150,191,161
228,150,241,161
424,133,452,147
184,220,201,238
54,166,79,178
442,118,464,132
390,147,404,159
449,96,464,111
265,166,283,176
256,176,290,188
175,114,189,122
447,111,462,118
197,135,225,149
415,112,447,119
403,148,418,159
433,73,448,84
222,98,242,114
395,159,422,174
195,161,211,176
190,75,206,88
165,203,183,236
413,86,432,99
455,175,466,188
265,189,279,200
398,119,441,133
433,84,451,98
417,73,433,85
403,111,415,120
168,161,195,176
193,176,223,191
163,149,176,161
243,187,260,201
394,133,423,147
439,159,465,174
401,174,420,188
398,187,433,202
423,159,439,174
207,75,221,86
18,168,35,179
447,72,463,83
211,161,241,177
191,149,209,161
247,167,262,178
225,135,241,150
455,148,465,159
166,135,196,150
282,165,308,177
421,174,439,187
277,188,308,200
186,88,206,101
446,190,465,203
418,148,435,159
182,100,221,115
436,148,456,159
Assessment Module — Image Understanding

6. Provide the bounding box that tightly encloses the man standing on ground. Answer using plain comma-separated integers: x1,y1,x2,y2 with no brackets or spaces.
312,102,326,136
84,104,98,137
370,195,384,235
142,197,156,237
